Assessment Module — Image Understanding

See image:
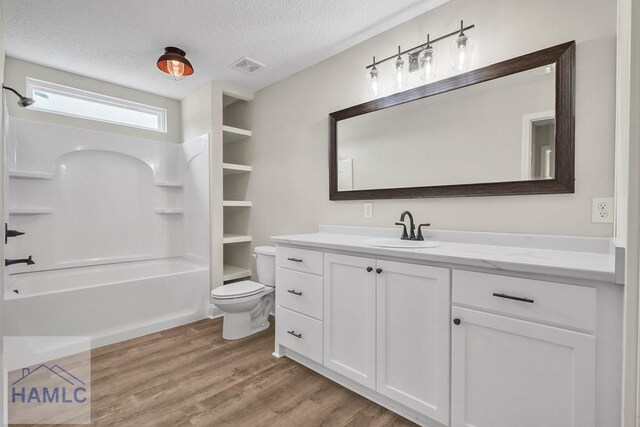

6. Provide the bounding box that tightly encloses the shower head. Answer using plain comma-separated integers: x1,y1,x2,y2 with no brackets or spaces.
2,85,35,108
17,96,35,108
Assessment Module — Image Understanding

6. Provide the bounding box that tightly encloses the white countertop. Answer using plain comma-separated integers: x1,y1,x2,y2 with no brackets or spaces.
271,226,620,284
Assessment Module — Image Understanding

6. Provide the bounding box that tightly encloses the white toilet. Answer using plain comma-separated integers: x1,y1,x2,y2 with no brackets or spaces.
211,246,276,340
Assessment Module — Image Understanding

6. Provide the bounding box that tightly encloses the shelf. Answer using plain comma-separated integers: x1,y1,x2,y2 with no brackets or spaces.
223,233,252,244
154,208,184,214
223,125,252,144
154,181,183,188
223,163,252,175
223,200,252,207
9,207,53,215
223,264,252,282
9,170,53,180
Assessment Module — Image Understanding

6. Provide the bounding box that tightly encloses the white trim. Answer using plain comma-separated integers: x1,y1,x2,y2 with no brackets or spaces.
208,303,224,319
25,77,167,133
521,110,555,180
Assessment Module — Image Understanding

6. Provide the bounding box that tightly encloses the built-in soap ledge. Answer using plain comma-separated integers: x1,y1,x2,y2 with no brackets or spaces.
9,170,54,180
9,207,53,214
154,181,183,188
223,200,252,207
153,208,183,214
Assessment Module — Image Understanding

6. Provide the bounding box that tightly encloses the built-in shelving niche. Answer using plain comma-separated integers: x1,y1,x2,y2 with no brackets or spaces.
222,91,253,283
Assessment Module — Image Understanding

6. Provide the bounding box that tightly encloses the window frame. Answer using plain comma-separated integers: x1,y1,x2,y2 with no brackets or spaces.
25,77,168,133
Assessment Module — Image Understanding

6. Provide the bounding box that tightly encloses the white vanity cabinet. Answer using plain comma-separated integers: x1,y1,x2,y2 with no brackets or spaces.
323,253,451,425
273,232,620,427
323,253,377,388
450,270,597,427
376,259,451,424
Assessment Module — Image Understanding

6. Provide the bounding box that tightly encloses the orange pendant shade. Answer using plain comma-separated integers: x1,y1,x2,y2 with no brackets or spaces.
157,47,194,80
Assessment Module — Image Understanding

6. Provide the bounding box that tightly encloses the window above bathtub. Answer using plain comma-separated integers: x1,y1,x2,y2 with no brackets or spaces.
25,77,167,133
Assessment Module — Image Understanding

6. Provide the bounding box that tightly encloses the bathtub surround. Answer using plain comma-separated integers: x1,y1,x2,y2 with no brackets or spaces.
5,118,209,273
3,118,211,348
233,0,616,246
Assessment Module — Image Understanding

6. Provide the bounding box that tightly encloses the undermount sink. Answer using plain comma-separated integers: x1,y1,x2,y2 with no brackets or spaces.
364,238,441,249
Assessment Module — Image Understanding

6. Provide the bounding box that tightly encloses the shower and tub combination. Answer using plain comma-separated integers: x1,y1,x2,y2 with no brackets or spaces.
3,118,211,349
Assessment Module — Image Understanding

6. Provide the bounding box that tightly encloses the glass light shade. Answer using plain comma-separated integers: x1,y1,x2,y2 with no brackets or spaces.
368,66,381,97
452,33,474,71
394,55,407,89
157,47,194,80
419,46,437,81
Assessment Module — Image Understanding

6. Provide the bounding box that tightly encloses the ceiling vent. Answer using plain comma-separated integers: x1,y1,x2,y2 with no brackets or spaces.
230,57,265,74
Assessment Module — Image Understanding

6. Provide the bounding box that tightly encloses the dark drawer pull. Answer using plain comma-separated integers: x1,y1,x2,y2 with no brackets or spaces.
492,292,534,304
287,330,302,339
287,289,303,296
287,257,303,263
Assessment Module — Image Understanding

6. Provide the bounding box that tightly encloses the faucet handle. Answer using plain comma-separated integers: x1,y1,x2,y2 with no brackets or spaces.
416,223,431,241
395,222,409,240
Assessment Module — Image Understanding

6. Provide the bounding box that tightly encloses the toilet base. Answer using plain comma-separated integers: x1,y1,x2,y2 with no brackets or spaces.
219,291,275,340
222,314,270,340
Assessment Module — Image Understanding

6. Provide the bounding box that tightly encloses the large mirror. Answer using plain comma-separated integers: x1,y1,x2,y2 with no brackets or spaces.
329,42,575,200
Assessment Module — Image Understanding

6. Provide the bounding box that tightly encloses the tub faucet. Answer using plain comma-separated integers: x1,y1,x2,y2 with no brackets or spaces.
5,256,35,267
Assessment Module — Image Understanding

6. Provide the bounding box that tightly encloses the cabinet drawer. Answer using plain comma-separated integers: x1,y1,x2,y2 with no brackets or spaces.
276,246,323,276
276,306,323,364
452,270,596,332
276,267,323,320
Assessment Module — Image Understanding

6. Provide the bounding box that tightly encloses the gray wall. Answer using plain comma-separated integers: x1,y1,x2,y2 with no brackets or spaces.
4,58,182,143
240,0,616,251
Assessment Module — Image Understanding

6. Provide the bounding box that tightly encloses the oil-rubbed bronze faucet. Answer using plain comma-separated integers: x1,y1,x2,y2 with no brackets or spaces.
395,211,430,241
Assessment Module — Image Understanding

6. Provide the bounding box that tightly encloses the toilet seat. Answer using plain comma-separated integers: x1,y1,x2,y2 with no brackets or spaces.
211,280,265,300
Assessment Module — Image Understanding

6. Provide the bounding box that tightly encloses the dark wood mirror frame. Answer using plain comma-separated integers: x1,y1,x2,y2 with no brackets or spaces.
329,41,575,200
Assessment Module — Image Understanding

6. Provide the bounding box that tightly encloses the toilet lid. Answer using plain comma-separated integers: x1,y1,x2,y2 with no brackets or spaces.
211,280,265,299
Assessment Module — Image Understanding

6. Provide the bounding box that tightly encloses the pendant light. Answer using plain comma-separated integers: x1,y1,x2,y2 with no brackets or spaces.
419,35,437,81
452,21,474,71
157,47,194,80
368,56,381,97
394,46,407,89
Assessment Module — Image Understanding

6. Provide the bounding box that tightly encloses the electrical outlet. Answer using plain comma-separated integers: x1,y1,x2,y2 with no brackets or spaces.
363,202,373,218
592,197,614,224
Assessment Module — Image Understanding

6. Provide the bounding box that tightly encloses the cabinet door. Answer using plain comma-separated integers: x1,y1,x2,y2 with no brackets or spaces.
376,260,451,425
451,307,595,427
324,253,376,388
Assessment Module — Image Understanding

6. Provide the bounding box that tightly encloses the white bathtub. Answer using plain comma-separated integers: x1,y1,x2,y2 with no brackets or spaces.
3,258,210,349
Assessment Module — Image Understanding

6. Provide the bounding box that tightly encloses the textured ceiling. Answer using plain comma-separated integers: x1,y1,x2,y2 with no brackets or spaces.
3,0,447,100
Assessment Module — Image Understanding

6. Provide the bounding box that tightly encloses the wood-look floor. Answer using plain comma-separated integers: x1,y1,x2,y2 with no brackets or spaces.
15,318,416,426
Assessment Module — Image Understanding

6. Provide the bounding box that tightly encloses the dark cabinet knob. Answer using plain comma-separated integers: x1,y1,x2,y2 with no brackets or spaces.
453,318,461,326
376,268,383,274
366,267,373,272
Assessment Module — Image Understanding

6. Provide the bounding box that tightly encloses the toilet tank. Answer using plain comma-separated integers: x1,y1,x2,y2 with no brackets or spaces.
254,246,276,286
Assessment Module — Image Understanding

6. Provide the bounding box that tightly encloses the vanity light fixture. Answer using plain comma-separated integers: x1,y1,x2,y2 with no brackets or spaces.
365,20,475,95
368,56,381,96
452,21,474,71
419,35,437,81
156,47,194,80
394,46,407,89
